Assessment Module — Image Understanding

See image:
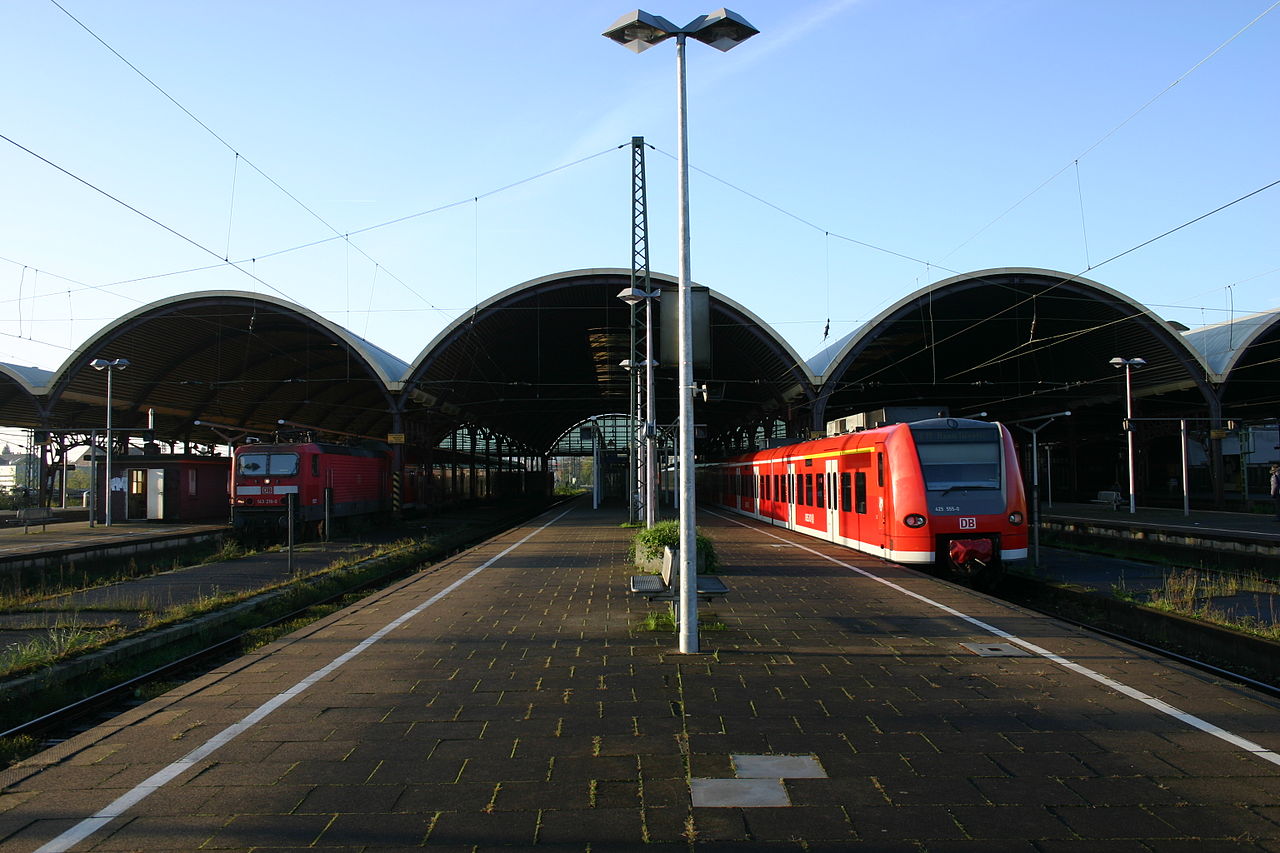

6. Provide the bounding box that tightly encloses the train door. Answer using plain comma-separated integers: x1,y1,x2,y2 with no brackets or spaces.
824,459,840,542
786,462,797,527
871,444,887,547
747,461,757,514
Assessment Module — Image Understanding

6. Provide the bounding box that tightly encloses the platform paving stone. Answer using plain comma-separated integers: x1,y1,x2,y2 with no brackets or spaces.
3,502,1280,850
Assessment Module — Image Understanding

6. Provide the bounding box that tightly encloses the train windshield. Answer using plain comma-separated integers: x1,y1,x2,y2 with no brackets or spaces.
910,426,1001,491
237,452,299,477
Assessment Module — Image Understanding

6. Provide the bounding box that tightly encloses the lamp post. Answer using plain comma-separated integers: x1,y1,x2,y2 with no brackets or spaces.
91,357,130,527
605,8,758,654
1011,411,1071,567
619,285,661,528
1110,357,1146,514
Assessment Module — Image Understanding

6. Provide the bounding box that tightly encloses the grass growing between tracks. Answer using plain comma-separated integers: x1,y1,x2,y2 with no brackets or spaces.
0,537,426,681
0,498,563,768
0,538,251,608
1115,568,1280,642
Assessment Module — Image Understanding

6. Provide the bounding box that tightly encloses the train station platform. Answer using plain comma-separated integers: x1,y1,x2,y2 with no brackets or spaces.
1041,501,1280,541
3,500,1280,850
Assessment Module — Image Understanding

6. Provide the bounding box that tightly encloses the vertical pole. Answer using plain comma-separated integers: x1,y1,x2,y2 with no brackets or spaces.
324,486,332,542
592,421,602,509
645,292,658,528
1125,364,1137,514
1180,418,1190,517
287,492,295,575
675,32,698,653
104,368,114,527
627,302,639,524
1045,445,1053,508
89,429,97,527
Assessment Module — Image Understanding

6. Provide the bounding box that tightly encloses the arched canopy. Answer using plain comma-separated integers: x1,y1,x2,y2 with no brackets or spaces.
44,292,405,445
1185,310,1280,420
401,269,815,454
811,268,1216,429
0,363,52,428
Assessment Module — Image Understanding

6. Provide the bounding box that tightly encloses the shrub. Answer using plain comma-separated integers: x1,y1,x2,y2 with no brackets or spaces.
630,520,718,572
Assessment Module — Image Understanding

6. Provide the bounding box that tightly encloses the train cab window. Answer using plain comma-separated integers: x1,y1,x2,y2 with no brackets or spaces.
815,473,824,508
840,472,852,512
855,471,867,514
237,452,299,477
910,424,1001,491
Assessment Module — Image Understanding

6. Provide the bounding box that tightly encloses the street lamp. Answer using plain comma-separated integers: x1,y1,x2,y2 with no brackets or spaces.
618,285,661,528
1110,356,1146,514
605,8,759,654
91,357,130,526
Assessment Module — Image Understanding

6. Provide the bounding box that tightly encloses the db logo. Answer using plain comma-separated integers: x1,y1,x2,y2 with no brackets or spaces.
959,517,977,529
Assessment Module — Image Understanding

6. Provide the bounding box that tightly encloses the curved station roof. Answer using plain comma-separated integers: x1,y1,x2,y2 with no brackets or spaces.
1,267,1274,459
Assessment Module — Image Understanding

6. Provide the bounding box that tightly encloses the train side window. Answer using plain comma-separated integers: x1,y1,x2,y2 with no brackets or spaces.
877,452,884,486
840,472,852,512
815,473,824,508
855,471,867,514
312,456,319,476
804,473,813,506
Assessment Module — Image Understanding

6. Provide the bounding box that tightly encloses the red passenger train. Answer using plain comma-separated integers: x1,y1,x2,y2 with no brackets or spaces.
703,417,1028,581
231,442,394,536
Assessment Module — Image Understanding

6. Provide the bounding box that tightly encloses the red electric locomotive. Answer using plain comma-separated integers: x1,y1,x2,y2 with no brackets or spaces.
231,441,391,537
704,417,1027,582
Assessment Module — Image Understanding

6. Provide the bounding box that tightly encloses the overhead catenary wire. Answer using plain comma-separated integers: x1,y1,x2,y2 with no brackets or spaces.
46,0,441,314
0,143,623,328
939,0,1280,264
0,131,298,304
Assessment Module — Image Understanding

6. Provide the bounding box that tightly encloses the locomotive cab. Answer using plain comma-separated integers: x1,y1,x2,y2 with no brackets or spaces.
906,418,1027,580
232,442,390,540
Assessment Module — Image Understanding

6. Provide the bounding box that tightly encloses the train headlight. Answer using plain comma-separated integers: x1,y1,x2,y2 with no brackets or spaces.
904,513,927,528
1008,511,1024,525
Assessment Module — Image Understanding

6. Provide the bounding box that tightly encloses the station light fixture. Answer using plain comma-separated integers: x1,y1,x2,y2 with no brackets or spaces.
91,357,130,527
1110,357,1146,514
604,7,759,654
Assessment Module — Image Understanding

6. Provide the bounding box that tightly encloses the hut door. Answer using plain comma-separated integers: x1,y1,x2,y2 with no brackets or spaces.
127,469,146,520
147,469,165,520
126,468,165,520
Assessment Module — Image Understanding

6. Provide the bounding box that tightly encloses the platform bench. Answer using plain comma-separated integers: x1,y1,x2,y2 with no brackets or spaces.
629,546,729,602
1090,490,1122,510
16,507,55,532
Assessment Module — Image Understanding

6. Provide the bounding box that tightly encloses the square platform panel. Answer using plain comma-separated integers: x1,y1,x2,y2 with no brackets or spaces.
691,777,790,807
960,641,1030,657
732,754,827,779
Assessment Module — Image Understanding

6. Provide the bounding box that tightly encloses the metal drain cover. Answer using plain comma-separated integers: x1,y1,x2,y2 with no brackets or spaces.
961,642,1029,657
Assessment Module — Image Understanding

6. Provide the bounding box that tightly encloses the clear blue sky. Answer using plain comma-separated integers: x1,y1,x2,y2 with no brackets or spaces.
2,0,1277,379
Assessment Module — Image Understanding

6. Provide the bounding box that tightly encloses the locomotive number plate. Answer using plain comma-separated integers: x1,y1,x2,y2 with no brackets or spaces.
934,505,961,513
